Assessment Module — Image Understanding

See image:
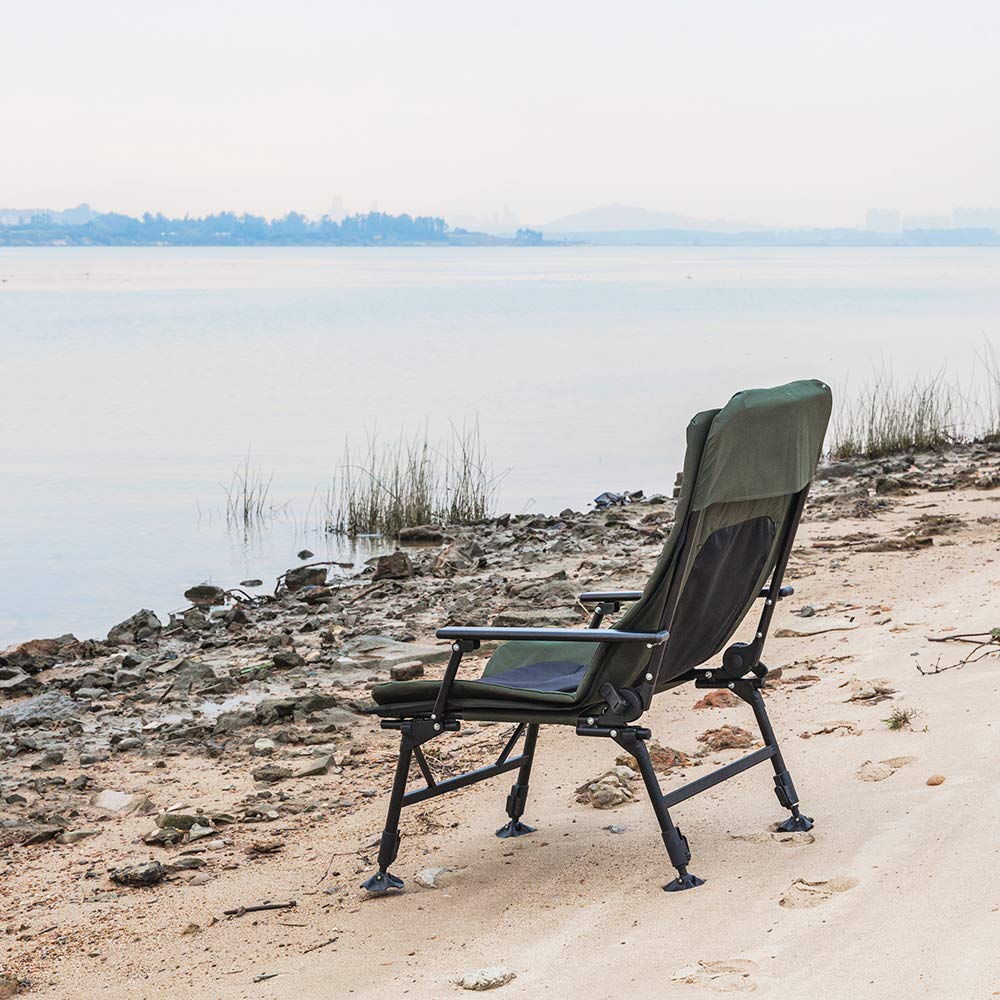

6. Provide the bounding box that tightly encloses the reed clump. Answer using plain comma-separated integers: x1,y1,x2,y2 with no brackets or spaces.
222,454,284,530
324,422,504,537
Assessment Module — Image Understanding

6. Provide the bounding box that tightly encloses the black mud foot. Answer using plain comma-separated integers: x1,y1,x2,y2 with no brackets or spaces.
361,871,404,894
495,819,536,839
775,813,814,833
664,871,706,893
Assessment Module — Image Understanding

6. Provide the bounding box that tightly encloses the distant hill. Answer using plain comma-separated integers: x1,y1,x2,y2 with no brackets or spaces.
541,204,761,234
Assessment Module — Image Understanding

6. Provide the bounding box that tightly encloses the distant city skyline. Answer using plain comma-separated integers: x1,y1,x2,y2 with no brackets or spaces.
4,1,999,228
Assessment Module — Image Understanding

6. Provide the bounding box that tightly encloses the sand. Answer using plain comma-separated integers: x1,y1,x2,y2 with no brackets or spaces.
4,469,1000,999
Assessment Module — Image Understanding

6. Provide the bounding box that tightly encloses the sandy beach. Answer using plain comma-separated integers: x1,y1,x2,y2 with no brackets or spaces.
3,449,1000,999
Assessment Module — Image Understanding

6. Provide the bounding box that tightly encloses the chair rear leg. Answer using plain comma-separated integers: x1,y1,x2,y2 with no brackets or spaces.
496,723,539,838
361,732,413,893
742,683,814,832
621,733,705,891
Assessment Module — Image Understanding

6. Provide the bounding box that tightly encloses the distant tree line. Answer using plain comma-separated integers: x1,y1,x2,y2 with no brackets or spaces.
0,210,480,246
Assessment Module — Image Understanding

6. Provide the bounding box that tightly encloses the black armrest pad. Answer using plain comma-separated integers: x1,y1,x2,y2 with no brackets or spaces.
436,626,667,644
578,591,643,604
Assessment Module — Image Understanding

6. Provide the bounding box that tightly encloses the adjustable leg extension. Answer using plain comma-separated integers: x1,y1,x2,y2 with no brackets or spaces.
613,729,705,892
496,724,538,839
737,681,814,833
361,731,413,894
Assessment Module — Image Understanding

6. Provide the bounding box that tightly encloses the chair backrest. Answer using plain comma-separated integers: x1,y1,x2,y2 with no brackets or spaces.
582,379,832,699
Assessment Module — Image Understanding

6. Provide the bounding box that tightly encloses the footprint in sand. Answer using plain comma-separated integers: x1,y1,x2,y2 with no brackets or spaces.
672,959,759,993
856,755,918,782
778,876,859,908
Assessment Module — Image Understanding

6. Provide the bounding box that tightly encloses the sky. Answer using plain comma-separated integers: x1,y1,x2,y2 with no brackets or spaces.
3,0,1000,227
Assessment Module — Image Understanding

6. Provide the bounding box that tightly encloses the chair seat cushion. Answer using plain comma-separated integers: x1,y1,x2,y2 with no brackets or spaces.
371,660,589,707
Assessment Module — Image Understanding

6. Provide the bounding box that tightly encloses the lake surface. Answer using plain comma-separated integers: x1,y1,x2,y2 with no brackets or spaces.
2,246,998,646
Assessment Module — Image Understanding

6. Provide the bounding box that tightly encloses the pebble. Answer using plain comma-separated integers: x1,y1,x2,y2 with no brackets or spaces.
458,967,517,991
926,774,946,786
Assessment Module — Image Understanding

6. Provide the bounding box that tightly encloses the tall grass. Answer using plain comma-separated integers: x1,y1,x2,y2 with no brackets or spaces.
829,370,960,460
221,453,284,531
323,422,505,537
977,342,1000,442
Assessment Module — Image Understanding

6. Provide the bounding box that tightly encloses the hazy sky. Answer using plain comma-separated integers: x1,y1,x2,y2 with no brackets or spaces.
4,1,999,226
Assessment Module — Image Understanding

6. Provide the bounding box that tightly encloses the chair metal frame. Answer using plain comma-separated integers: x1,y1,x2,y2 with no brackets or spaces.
362,486,813,895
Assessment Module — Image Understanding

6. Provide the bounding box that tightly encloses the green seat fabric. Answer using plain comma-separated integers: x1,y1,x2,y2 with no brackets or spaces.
370,379,831,722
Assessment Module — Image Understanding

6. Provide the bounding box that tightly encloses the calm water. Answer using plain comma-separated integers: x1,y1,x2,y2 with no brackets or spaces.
2,246,998,646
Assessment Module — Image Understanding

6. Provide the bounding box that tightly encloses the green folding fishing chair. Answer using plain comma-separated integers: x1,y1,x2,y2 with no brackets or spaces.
363,379,832,894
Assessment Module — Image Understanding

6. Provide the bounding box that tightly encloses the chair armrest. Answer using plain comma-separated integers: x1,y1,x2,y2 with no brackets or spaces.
436,626,668,644
758,585,794,600
578,591,644,604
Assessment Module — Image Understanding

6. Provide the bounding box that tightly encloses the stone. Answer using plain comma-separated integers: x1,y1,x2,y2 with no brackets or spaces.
297,549,314,560
91,789,145,813
1,635,76,673
575,766,637,809
252,738,276,757
253,764,293,783
693,689,739,709
0,691,80,729
285,566,328,591
431,542,485,577
107,609,162,643
110,861,168,887
398,524,445,543
816,462,858,479
615,741,690,773
113,668,145,689
184,584,226,606
926,774,945,786
272,649,305,669
389,661,424,681
240,579,264,588
458,967,517,991
0,667,40,696
491,608,581,629
372,550,414,581
697,726,756,751
294,754,334,778
56,828,99,845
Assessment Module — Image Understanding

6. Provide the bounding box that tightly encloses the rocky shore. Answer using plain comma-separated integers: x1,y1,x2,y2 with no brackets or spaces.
2,442,1000,998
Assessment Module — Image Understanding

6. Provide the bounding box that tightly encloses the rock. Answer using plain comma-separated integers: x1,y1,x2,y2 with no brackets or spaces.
398,524,445,543
56,828,99,845
113,668,145,689
240,579,264,588
252,738,276,757
0,691,80,729
926,774,945,786
272,649,305,669
253,764,293,783
372,550,414,581
297,549,314,560
2,635,76,673
91,789,151,813
491,608,581,629
294,754,334,778
875,476,909,495
414,866,451,888
604,824,627,834
697,726,756,751
142,827,185,846
615,741,690,773
338,635,451,670
794,605,817,618
0,974,21,998
111,861,168,887
693,690,739,709
389,661,424,681
0,667,41,696
107,609,162,643
184,584,226,606
458,968,517,991
816,462,857,479
159,658,219,692
285,566,328,591
431,542,485,577
575,766,637,808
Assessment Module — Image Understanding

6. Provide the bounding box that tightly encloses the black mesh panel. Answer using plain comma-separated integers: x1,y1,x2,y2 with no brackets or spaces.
660,515,776,674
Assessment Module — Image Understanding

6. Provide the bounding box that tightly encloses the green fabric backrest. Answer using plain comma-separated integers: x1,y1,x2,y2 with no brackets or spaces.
691,379,832,510
574,378,831,699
